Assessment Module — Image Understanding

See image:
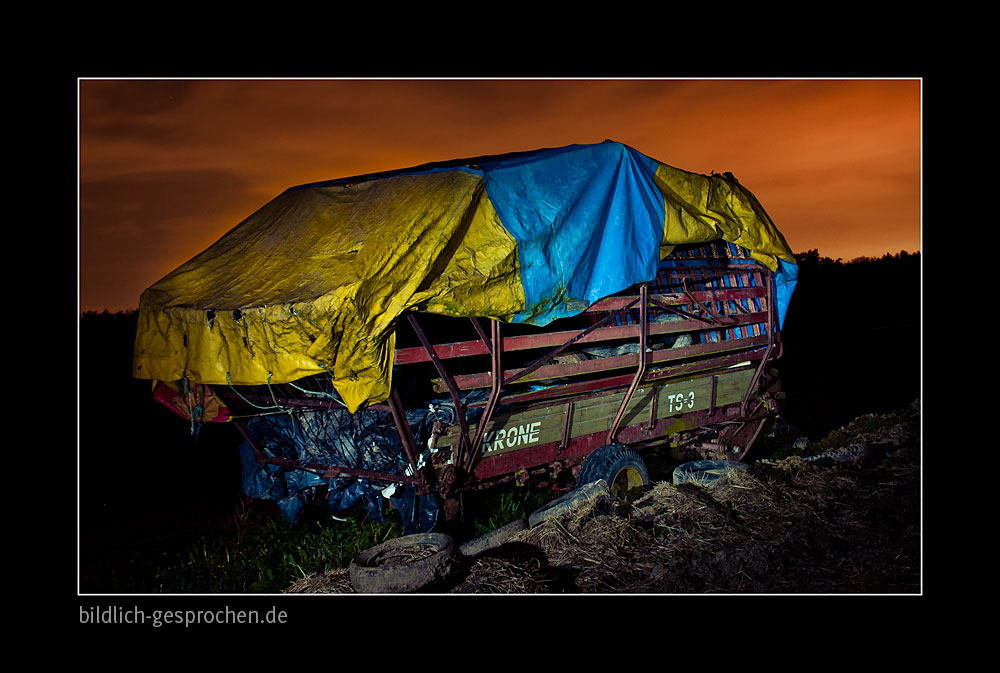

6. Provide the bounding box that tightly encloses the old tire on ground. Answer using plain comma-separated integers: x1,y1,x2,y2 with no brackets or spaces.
349,533,456,593
527,479,610,528
459,518,528,556
672,459,748,488
577,443,650,500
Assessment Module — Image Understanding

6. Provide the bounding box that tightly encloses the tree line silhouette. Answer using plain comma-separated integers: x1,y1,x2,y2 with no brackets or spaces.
794,248,919,267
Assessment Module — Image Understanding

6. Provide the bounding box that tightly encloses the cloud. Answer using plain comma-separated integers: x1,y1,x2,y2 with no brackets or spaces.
79,168,263,311
78,78,921,310
80,80,199,143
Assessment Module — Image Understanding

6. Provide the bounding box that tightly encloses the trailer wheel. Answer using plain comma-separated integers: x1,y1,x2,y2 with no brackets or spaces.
577,444,650,500
349,533,456,593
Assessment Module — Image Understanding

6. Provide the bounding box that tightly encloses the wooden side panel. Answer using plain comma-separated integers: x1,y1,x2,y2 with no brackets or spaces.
435,367,755,459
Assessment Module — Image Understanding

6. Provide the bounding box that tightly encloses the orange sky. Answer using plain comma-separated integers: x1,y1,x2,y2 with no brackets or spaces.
78,78,921,312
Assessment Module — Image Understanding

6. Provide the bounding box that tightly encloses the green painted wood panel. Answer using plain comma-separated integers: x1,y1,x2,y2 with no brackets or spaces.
435,367,755,458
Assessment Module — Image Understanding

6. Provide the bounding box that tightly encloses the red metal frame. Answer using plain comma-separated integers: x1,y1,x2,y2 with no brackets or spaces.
220,248,783,499
608,282,649,444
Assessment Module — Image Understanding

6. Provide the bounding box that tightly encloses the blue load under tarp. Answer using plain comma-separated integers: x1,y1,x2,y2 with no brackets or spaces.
238,391,489,533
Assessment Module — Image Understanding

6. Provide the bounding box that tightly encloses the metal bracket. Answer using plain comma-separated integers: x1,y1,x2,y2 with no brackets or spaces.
464,318,503,474
406,313,471,472
607,283,649,444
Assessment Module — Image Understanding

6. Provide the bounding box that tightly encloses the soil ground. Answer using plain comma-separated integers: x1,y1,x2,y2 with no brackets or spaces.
285,401,921,594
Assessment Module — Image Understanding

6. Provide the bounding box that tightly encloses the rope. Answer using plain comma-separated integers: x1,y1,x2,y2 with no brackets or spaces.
183,376,195,436
226,372,284,411
182,375,207,439
265,371,286,411
286,379,348,406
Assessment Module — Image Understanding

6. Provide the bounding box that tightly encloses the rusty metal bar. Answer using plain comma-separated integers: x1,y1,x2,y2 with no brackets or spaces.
741,273,777,417
468,317,492,351
607,283,648,444
682,275,734,328
594,285,765,309
496,351,761,407
737,416,769,460
438,332,770,393
232,419,266,462
722,270,738,341
406,312,471,470
558,401,575,455
256,456,423,485
465,318,503,473
386,387,428,494
393,288,766,364
648,295,739,328
647,386,658,430
646,296,706,324
502,298,638,387
736,269,754,337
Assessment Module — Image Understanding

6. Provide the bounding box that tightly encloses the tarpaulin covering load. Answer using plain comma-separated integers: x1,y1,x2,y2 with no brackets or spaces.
133,140,797,413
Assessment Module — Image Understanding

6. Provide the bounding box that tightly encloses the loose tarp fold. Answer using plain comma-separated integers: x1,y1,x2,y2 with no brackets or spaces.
134,141,797,413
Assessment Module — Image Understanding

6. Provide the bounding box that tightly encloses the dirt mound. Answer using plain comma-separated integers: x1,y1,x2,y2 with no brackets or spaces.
285,403,920,594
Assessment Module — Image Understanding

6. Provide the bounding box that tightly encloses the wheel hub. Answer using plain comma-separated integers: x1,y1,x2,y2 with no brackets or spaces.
611,466,644,499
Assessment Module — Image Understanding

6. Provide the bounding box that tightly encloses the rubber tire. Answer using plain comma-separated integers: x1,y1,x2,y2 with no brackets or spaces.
527,479,610,528
349,533,456,593
459,518,528,557
672,460,748,488
577,444,650,500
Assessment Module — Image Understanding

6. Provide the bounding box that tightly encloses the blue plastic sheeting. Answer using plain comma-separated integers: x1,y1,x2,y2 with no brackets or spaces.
237,390,491,532
237,408,430,531
480,142,666,325
239,442,327,524
774,258,798,328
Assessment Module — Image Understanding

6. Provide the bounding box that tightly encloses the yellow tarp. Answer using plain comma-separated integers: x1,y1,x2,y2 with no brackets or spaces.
654,164,793,270
134,169,524,411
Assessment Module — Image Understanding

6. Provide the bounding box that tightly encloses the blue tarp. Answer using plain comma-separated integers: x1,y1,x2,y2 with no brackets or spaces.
238,391,490,532
774,258,798,328
366,141,796,328
318,140,797,329
478,143,666,325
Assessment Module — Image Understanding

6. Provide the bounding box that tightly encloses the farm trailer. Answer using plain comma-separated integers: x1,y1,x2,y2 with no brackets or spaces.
133,141,798,534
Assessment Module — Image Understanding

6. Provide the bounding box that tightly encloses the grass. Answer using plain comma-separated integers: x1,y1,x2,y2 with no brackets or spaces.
162,516,404,593
98,501,404,594
110,483,552,593
99,403,918,594
465,482,554,538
